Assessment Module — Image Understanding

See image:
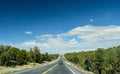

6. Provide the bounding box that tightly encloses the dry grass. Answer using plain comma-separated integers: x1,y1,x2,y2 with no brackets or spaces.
63,56,94,74
0,57,60,74
0,63,39,74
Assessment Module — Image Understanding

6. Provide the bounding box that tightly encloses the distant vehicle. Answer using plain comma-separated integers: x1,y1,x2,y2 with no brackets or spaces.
59,61,63,65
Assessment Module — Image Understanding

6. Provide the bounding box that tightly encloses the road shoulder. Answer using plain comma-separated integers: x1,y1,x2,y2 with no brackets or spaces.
63,56,94,74
1,56,60,74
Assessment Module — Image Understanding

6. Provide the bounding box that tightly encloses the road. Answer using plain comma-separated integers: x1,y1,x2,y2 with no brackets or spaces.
46,63,73,74
46,62,84,74
10,56,84,74
10,62,58,74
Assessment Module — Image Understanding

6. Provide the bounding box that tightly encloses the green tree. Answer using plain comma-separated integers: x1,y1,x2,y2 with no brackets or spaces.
33,46,42,63
94,48,105,74
45,52,50,61
0,45,59,67
17,50,28,65
28,48,35,62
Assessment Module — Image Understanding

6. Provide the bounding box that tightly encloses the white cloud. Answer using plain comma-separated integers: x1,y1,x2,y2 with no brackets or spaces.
24,31,32,35
89,19,94,22
68,38,78,45
19,40,36,47
36,34,54,41
17,25,120,54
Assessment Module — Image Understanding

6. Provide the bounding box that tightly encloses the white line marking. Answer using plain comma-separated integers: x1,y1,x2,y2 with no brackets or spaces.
64,63,76,74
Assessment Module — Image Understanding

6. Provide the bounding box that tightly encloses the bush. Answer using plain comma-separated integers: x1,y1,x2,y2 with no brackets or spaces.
65,46,120,74
0,45,59,67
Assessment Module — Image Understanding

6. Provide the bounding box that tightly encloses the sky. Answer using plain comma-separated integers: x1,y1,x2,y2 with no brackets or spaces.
0,0,120,54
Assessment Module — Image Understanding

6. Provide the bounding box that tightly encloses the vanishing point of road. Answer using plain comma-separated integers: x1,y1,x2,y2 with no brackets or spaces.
10,57,84,74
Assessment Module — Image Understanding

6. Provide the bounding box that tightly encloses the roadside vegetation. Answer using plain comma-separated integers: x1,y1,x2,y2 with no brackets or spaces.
0,45,59,67
65,46,120,74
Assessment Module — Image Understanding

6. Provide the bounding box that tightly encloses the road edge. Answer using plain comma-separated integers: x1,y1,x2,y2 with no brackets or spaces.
9,56,60,74
63,55,94,74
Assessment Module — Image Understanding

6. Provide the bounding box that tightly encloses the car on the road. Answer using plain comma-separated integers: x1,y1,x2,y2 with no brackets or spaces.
59,61,63,65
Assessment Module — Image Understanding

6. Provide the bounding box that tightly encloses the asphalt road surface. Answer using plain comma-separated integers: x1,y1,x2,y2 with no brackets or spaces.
10,57,84,74
10,62,58,74
46,62,84,74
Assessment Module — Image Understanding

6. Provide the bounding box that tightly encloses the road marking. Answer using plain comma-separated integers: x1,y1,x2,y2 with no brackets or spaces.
64,63,76,74
42,64,58,74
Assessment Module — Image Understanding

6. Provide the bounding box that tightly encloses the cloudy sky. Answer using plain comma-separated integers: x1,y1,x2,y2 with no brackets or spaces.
0,0,120,54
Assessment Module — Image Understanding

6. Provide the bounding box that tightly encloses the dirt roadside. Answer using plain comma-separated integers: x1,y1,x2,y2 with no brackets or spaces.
63,55,94,74
0,56,60,74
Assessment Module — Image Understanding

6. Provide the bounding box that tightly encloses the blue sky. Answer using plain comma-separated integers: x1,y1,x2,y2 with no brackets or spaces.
0,0,120,53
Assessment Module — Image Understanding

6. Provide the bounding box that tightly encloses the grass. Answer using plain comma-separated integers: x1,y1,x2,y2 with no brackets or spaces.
0,57,60,74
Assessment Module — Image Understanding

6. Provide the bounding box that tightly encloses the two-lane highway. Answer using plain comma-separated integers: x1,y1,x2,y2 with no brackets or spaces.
10,56,84,74
46,63,73,74
45,60,84,74
10,62,58,74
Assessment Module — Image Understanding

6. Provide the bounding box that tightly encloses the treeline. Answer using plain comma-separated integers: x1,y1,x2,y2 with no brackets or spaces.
0,45,59,67
65,46,120,74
